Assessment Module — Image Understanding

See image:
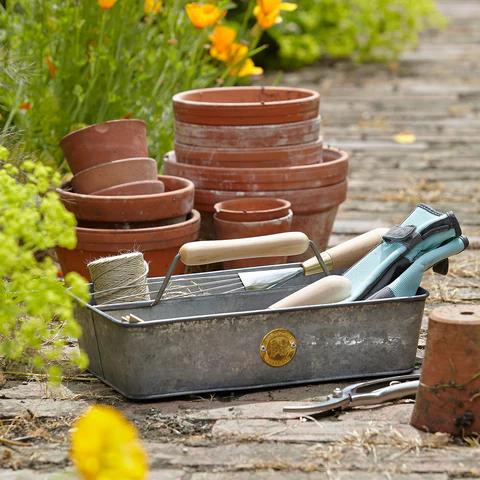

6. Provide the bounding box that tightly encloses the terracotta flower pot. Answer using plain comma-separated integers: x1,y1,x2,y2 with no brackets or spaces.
173,137,323,168
71,158,158,195
195,179,348,261
214,210,293,270
163,147,348,192
57,175,194,224
214,198,292,222
59,119,148,175
56,210,201,281
92,180,165,196
411,305,480,437
174,116,321,149
172,86,320,126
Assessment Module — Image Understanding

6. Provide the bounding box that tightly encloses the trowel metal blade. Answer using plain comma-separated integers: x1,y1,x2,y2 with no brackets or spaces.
238,267,302,291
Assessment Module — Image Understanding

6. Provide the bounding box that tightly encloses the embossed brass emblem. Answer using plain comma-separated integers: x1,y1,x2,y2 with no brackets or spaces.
259,328,297,367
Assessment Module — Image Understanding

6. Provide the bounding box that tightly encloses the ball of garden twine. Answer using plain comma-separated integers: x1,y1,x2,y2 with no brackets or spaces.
87,252,151,305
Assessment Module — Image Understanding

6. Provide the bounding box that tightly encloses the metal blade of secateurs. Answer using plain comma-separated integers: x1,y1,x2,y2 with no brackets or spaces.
238,267,303,291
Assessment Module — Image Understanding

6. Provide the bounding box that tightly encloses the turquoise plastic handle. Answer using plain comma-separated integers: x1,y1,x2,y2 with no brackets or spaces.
387,236,467,298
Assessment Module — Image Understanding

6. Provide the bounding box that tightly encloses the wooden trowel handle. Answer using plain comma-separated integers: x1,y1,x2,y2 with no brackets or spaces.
179,232,310,266
268,275,352,309
302,227,389,275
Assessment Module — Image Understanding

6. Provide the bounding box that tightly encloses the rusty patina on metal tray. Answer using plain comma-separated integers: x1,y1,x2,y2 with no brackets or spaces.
74,264,427,400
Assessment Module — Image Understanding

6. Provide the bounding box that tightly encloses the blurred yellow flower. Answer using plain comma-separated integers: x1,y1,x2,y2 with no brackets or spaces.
186,3,225,29
70,405,148,480
254,0,297,29
98,0,118,10
144,0,162,14
226,44,263,77
209,25,237,61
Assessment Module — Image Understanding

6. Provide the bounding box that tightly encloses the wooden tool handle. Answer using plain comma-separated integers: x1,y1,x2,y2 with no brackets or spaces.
302,227,389,276
179,232,310,266
268,276,352,309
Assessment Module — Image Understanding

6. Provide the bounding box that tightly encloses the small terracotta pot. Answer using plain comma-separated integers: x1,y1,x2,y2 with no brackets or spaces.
174,116,321,148
173,138,323,168
57,175,194,224
92,180,165,196
60,119,149,175
411,305,480,437
214,198,291,222
56,210,201,281
195,179,347,260
71,158,158,195
214,210,293,270
172,86,320,126
163,147,348,191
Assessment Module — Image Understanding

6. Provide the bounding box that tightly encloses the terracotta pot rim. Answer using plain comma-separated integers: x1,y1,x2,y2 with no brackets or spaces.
195,179,348,214
91,180,165,196
58,174,193,202
214,209,293,226
174,137,323,156
174,115,322,132
75,209,200,236
72,157,156,176
172,86,319,109
164,147,346,175
214,197,291,212
59,119,146,146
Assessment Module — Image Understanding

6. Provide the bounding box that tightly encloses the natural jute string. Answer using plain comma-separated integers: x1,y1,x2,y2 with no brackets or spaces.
87,252,151,304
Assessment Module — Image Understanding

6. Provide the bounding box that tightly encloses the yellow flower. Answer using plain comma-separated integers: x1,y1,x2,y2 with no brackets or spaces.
254,0,297,29
144,0,162,14
226,44,264,78
209,25,237,61
70,405,148,480
98,0,118,10
185,3,225,29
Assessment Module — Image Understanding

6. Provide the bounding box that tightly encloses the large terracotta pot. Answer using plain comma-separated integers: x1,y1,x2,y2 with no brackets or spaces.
411,305,480,437
57,175,194,224
174,116,321,148
172,86,320,126
173,138,323,168
195,179,348,261
59,119,148,174
71,158,158,194
214,210,293,270
163,147,348,192
56,210,201,281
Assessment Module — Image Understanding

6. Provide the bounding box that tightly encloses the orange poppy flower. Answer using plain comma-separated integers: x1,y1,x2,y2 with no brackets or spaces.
185,3,225,29
226,44,263,77
98,0,118,10
208,25,237,61
19,102,31,110
46,56,56,79
254,0,297,29
144,0,162,14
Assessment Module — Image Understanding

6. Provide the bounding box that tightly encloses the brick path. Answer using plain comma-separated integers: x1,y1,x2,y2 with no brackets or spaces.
1,1,479,478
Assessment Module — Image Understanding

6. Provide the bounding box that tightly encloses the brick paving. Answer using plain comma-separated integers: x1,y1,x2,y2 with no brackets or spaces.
1,1,479,478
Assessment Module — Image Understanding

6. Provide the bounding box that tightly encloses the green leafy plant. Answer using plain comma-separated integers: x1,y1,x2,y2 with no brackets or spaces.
0,142,90,381
258,0,447,69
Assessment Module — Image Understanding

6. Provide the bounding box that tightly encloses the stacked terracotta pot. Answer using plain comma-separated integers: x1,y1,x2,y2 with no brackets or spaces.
164,86,349,261
56,119,200,280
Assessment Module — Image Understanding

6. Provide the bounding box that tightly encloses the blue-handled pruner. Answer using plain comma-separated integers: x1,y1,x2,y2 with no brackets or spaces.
283,373,420,415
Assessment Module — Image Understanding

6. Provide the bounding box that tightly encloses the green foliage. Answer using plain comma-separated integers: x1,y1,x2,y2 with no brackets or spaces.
0,143,90,379
261,0,447,69
0,0,224,165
